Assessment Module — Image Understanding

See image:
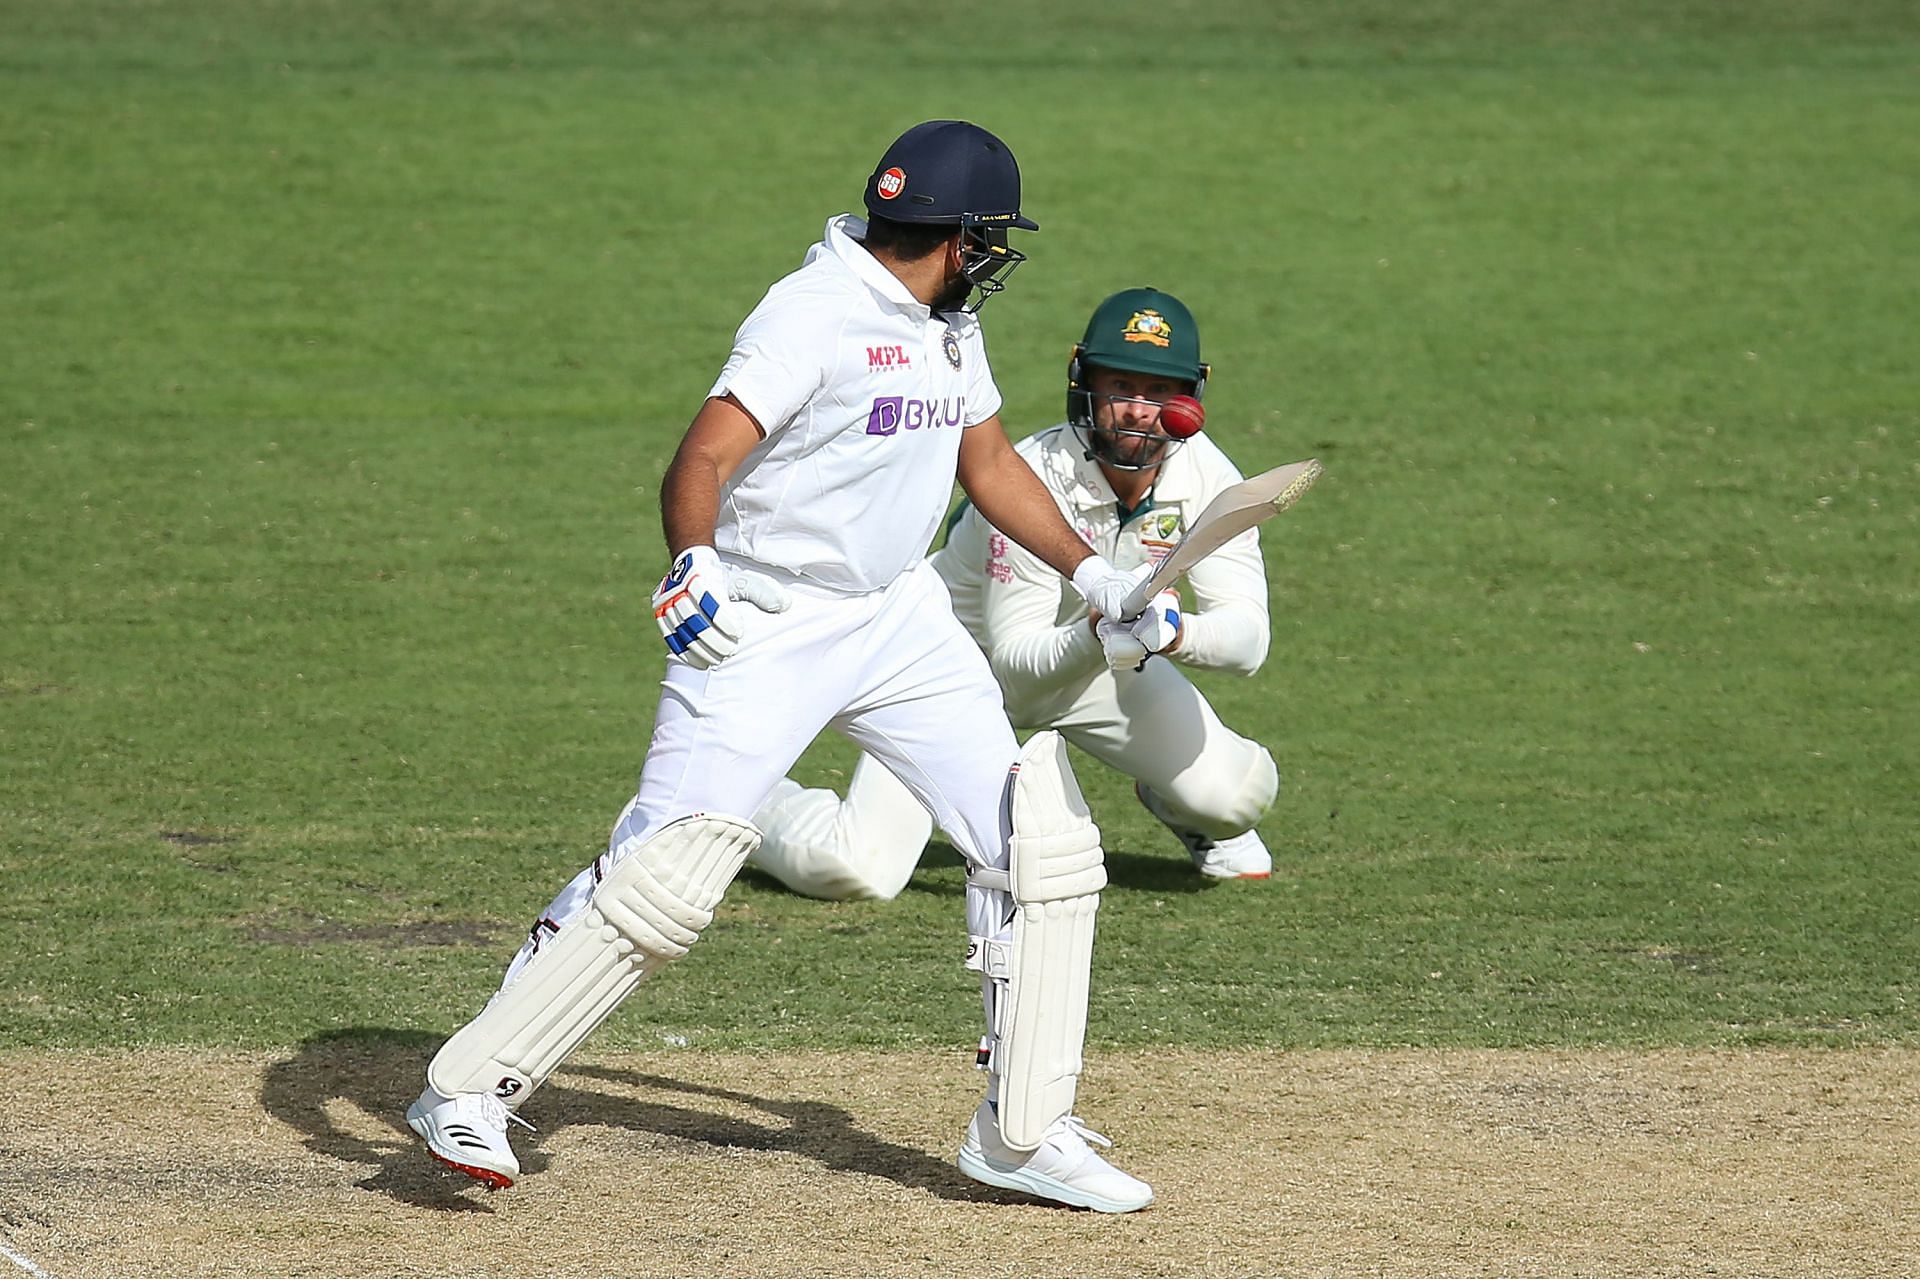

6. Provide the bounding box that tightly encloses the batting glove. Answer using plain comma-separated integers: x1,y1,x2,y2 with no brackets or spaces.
1070,554,1154,623
652,546,792,670
1097,589,1182,671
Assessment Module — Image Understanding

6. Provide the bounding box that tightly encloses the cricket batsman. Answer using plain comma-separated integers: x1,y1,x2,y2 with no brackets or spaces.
752,288,1280,899
405,123,1164,1214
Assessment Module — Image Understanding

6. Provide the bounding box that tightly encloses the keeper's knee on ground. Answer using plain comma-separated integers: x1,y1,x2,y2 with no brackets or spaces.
750,783,923,901
759,825,901,901
1159,743,1278,839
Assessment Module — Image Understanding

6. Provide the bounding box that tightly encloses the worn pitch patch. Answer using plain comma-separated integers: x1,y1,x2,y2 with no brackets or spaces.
1,1045,1913,1278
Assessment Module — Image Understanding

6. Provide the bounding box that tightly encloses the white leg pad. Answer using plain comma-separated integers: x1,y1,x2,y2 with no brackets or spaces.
993,731,1106,1151
428,814,760,1104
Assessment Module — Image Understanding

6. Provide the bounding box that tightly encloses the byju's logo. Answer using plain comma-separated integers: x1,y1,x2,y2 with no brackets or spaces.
864,396,966,436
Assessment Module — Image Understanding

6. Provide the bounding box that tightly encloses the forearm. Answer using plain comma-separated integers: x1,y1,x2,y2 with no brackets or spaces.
956,421,1139,625
660,445,722,555
959,440,1092,577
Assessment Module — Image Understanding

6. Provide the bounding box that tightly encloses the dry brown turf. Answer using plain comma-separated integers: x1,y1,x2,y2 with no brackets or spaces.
2,1045,1913,1278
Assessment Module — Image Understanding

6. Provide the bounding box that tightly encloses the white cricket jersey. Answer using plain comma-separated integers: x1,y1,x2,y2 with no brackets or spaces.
933,425,1271,709
707,214,1003,595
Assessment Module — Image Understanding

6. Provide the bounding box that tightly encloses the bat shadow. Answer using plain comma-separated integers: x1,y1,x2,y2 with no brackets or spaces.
259,1028,1032,1212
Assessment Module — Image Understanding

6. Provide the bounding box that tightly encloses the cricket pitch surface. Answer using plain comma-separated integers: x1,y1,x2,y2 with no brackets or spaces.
2,1044,1911,1278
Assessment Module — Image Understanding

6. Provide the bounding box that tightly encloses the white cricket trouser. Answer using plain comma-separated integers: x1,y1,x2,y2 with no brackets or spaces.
1043,655,1277,837
500,558,1018,985
753,655,1275,900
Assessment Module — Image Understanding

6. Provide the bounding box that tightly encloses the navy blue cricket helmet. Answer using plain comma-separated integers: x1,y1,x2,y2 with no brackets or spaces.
862,120,1037,309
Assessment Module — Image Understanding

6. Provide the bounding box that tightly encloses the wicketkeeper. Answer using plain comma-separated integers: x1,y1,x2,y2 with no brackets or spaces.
752,288,1280,899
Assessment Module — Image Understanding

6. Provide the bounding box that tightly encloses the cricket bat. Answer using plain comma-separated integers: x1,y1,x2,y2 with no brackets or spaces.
1117,458,1323,618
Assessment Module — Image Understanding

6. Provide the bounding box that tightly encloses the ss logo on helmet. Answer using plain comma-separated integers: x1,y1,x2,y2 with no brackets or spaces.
876,167,906,199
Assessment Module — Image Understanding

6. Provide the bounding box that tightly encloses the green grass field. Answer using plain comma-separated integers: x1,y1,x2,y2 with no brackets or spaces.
4,1,1916,1055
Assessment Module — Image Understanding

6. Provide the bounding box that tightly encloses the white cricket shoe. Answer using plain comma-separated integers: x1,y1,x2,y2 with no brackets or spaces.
1188,829,1272,879
1136,783,1272,879
957,1100,1154,1214
406,1087,533,1189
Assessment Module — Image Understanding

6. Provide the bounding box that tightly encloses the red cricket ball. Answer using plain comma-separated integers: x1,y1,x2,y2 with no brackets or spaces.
1159,395,1206,439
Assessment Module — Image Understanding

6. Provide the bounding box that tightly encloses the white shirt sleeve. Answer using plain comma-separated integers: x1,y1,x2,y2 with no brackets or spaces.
1167,446,1272,675
1171,525,1270,674
972,523,1105,700
708,299,833,438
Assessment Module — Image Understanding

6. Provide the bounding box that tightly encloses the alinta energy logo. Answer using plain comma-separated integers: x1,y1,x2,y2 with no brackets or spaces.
865,395,966,436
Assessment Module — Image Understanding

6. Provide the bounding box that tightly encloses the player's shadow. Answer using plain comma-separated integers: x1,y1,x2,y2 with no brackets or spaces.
260,1028,1029,1211
910,839,1215,897
1099,845,1219,894
732,861,966,900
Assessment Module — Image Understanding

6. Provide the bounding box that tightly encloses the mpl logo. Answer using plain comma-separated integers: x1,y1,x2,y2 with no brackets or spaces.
867,344,911,370
865,395,966,436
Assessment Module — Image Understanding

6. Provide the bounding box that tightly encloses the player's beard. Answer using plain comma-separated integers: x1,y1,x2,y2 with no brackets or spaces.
1093,416,1171,471
931,266,973,314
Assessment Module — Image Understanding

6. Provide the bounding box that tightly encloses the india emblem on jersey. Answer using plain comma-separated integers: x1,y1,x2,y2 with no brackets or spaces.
1121,310,1173,348
943,330,962,369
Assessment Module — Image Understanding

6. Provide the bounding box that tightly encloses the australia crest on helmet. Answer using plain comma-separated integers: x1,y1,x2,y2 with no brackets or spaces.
1121,309,1174,348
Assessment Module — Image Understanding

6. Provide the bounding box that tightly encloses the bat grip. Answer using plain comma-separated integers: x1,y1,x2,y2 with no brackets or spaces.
1115,581,1157,621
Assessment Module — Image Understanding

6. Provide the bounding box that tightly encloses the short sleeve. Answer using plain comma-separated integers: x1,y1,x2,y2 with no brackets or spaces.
708,297,833,438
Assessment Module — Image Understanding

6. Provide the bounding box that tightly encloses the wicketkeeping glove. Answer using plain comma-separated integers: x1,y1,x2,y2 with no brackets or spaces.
1097,589,1182,671
652,545,792,670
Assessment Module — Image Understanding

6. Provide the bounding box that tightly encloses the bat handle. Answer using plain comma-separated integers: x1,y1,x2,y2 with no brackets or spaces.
1115,583,1154,620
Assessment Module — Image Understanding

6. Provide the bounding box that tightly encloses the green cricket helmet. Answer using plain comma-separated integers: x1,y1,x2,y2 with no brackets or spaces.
1067,288,1210,471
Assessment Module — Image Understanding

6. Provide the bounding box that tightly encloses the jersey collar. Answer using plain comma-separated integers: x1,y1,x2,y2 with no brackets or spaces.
1047,424,1203,516
817,214,931,321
